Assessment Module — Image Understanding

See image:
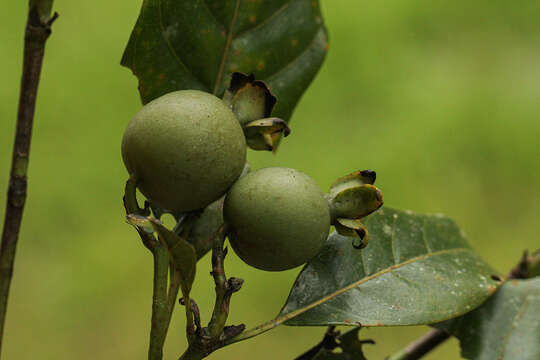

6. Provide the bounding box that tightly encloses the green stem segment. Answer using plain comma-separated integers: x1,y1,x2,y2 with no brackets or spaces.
148,246,171,360
0,1,57,355
386,329,450,360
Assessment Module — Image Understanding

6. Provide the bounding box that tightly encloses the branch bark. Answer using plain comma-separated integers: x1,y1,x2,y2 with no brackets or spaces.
177,226,245,360
0,1,57,354
386,329,450,360
207,225,243,338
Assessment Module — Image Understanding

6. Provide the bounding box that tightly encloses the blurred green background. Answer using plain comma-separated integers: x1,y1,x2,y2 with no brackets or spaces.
1,0,539,359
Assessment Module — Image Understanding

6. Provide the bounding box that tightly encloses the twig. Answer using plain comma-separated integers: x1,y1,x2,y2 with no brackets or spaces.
224,316,281,345
386,329,450,360
0,1,57,354
180,298,201,331
177,226,245,360
207,225,243,338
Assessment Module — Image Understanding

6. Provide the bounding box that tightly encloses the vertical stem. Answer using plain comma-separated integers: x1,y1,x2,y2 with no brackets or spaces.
148,246,170,360
0,1,57,355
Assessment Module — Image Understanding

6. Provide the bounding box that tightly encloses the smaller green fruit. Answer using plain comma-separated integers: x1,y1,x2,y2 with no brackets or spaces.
224,167,331,271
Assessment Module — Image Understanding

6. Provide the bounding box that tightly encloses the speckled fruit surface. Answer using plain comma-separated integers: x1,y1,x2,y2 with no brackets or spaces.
122,90,246,212
224,167,331,271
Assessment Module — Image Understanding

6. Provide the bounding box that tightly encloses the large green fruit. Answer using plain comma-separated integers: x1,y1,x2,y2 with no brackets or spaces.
224,167,331,271
122,90,247,212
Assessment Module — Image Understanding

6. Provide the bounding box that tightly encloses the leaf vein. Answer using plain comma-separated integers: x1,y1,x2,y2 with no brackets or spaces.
278,247,471,324
233,0,295,40
391,215,398,264
213,0,240,94
201,0,225,28
360,247,369,276
422,217,432,253
499,282,532,357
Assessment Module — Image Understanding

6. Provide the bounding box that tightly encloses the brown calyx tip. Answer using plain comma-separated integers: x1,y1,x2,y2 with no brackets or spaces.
360,169,376,183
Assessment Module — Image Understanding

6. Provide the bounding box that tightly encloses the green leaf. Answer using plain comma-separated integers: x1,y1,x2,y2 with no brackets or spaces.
150,220,197,294
279,207,501,326
436,277,540,360
121,0,328,126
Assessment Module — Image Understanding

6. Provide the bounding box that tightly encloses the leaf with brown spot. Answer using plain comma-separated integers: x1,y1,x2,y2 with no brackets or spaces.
121,0,328,135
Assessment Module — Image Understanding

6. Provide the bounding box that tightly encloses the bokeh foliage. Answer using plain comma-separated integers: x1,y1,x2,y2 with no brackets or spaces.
0,0,538,359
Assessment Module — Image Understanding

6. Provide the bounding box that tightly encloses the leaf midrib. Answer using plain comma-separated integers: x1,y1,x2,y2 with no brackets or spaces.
279,247,471,324
213,0,240,94
499,281,534,358
155,0,323,96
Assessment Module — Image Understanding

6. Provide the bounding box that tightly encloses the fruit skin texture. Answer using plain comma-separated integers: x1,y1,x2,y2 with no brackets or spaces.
122,90,247,212
224,167,331,271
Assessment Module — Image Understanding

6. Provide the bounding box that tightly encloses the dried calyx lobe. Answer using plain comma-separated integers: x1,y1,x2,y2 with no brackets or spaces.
326,170,383,249
223,72,290,152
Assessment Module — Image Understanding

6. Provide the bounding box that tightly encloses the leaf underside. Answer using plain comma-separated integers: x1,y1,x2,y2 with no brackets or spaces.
121,0,328,126
437,277,540,360
280,207,501,327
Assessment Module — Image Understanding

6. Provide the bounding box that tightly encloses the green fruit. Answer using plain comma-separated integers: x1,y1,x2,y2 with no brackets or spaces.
122,90,247,212
224,167,331,271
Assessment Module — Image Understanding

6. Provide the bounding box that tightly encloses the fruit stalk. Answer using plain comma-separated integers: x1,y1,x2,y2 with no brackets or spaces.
0,1,57,354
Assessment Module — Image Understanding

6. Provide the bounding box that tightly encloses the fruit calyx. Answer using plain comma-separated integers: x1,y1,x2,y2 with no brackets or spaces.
327,170,383,249
223,72,290,151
